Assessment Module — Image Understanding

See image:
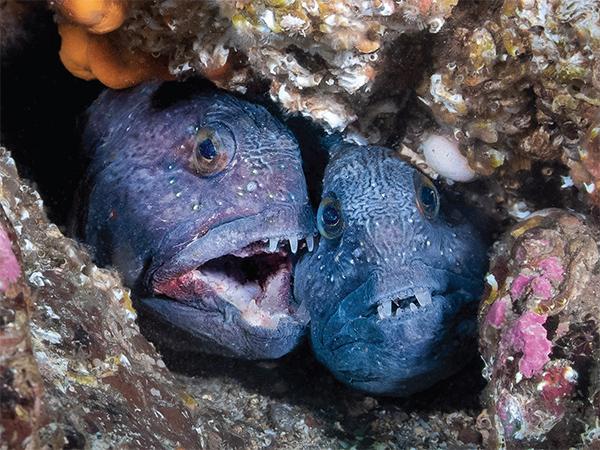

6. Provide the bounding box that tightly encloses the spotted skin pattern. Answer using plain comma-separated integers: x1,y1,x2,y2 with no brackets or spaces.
295,144,488,396
81,81,314,359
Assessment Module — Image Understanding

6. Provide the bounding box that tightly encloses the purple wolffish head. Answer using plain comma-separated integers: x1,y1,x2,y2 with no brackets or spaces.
81,81,315,359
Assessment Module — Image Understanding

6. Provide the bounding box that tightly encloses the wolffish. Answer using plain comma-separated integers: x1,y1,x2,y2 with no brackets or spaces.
294,142,488,396
80,81,315,359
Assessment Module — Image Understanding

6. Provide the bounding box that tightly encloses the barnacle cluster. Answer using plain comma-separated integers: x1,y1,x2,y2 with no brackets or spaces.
479,210,600,447
419,0,600,198
50,0,458,130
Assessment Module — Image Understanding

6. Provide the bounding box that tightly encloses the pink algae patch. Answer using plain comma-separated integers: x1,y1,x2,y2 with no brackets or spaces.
486,296,509,328
531,276,552,299
538,257,564,283
0,225,20,292
505,311,552,378
510,274,532,298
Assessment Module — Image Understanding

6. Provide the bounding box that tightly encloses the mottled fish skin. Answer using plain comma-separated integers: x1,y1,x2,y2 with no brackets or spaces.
81,81,314,359
294,143,488,396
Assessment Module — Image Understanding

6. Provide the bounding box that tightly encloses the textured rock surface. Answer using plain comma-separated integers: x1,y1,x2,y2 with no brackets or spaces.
479,209,600,448
0,204,43,450
0,148,201,448
419,0,600,201
46,0,600,213
51,0,458,130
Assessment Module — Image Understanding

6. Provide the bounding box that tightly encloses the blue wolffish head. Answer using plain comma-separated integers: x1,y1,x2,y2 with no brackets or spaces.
82,81,314,359
294,144,488,396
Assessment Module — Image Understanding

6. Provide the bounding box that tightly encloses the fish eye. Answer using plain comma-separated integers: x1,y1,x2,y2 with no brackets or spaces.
317,194,344,240
413,172,440,220
189,127,234,176
197,138,217,160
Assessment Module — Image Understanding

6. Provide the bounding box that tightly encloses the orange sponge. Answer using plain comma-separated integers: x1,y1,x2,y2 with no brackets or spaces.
58,24,173,89
57,24,94,80
52,0,128,34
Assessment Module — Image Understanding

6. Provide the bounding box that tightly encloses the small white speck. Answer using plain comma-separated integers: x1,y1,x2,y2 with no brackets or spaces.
485,273,498,290
119,354,131,367
29,271,48,287
584,182,595,193
175,192,182,198
43,306,60,320
564,366,578,383
23,239,35,252
246,181,258,192
150,388,162,398
31,324,62,344
560,176,574,188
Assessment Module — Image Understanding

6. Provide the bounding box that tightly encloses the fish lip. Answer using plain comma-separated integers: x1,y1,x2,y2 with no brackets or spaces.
146,206,315,329
139,297,306,340
138,298,307,358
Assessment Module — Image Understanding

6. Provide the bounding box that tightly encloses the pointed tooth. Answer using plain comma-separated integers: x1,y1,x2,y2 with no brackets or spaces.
268,238,279,253
377,301,392,319
289,236,298,254
409,302,418,312
414,289,432,307
306,235,314,252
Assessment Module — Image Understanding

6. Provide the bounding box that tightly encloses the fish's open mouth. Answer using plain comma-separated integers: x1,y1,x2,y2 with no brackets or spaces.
154,236,314,329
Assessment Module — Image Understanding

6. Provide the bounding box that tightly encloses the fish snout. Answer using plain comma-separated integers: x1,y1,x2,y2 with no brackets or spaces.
309,267,482,396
